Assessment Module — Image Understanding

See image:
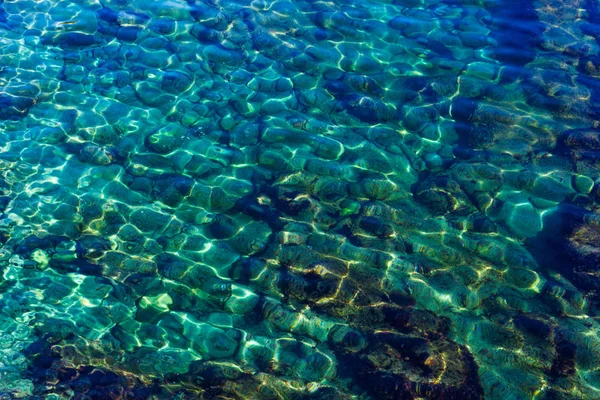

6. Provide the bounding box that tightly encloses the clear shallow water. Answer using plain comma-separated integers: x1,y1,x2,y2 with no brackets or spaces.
0,0,599,398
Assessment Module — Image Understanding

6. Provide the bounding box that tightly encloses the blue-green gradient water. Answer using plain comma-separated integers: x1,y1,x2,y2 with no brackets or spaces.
0,0,599,398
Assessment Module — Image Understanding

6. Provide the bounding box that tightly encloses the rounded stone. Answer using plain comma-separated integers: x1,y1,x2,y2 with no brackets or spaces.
182,111,201,127
505,202,542,238
573,174,594,194
219,116,236,131
423,152,443,169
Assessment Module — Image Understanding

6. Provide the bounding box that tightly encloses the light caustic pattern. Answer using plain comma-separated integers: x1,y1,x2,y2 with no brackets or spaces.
0,0,599,399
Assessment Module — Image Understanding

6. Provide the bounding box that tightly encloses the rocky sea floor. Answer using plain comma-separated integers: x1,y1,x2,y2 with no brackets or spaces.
0,0,599,398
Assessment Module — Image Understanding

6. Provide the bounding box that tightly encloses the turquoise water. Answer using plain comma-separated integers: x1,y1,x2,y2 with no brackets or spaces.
0,0,599,398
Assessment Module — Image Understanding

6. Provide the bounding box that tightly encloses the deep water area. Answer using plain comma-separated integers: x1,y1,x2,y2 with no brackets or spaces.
0,0,600,398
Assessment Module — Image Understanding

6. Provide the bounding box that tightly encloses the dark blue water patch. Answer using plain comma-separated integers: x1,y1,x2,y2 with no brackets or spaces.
487,0,542,69
96,7,120,24
57,32,98,48
0,2,7,24
527,203,600,290
578,62,600,121
0,94,34,120
584,0,600,42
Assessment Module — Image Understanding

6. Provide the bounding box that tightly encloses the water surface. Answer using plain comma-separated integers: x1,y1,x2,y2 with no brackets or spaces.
0,0,599,398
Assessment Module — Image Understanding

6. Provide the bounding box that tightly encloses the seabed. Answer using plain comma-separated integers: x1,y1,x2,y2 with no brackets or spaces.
0,0,599,399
